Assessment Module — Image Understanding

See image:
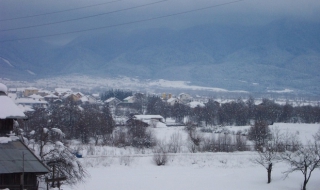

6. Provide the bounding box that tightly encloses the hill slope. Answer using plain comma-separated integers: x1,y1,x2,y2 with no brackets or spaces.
0,19,319,94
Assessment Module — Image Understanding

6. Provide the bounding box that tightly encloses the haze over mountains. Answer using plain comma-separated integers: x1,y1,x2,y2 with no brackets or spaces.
1,19,320,94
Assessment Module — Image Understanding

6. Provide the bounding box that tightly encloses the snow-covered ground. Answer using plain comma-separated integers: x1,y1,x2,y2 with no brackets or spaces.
63,123,320,190
63,156,320,190
64,152,320,190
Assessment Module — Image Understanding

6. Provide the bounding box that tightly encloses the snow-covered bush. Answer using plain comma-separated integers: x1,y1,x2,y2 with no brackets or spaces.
152,141,168,166
281,140,320,190
196,133,248,153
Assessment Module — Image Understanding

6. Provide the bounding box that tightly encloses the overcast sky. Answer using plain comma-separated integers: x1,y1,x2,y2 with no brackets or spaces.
1,0,319,42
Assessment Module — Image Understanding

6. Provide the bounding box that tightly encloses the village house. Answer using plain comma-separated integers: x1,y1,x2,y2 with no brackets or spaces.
92,93,100,100
167,97,179,106
188,101,205,108
23,87,39,97
0,83,49,190
178,93,192,104
15,98,48,108
132,115,165,123
161,93,172,100
123,96,135,103
44,94,59,102
104,97,122,108
37,89,51,97
63,92,85,102
28,94,45,101
8,88,24,98
54,88,72,97
79,95,97,104
126,115,166,128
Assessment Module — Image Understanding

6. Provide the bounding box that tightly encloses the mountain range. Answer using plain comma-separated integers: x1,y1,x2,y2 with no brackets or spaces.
1,19,320,95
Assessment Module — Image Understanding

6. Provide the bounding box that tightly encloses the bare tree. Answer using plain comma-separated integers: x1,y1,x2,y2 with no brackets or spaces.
167,131,183,153
187,129,202,153
281,140,320,190
253,145,280,183
252,127,288,184
152,140,168,166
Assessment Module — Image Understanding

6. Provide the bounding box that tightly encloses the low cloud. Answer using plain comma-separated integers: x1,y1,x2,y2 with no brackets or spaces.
0,0,319,41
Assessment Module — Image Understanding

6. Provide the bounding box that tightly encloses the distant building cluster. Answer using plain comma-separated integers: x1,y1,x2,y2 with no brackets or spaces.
7,87,101,112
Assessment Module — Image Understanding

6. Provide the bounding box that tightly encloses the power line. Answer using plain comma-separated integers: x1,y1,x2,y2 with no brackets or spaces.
0,0,123,22
0,0,169,32
0,0,244,43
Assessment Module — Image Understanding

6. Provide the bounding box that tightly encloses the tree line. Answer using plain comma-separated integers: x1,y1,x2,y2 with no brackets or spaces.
100,89,320,126
146,96,320,126
18,97,115,145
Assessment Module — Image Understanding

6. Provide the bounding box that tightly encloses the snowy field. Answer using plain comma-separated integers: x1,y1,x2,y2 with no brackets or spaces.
64,153,320,190
63,123,320,190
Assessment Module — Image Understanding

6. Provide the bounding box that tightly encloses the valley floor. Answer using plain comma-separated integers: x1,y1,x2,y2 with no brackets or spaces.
63,123,320,190
64,152,320,190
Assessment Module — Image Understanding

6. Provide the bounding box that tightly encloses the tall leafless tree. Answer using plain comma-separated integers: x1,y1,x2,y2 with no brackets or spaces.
281,140,320,190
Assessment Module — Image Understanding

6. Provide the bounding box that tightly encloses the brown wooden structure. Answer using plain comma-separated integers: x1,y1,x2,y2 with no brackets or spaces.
0,83,50,190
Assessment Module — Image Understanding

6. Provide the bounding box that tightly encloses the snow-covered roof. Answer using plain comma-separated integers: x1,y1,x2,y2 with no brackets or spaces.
38,89,52,94
8,88,25,92
0,83,8,94
134,115,164,120
53,99,62,103
15,98,48,104
62,93,72,98
167,97,177,103
105,97,115,103
74,92,84,97
0,140,49,174
179,93,192,99
123,96,133,101
105,97,120,103
29,94,44,99
92,93,100,98
0,96,26,119
188,101,205,108
44,94,58,98
80,96,89,102
17,104,34,112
